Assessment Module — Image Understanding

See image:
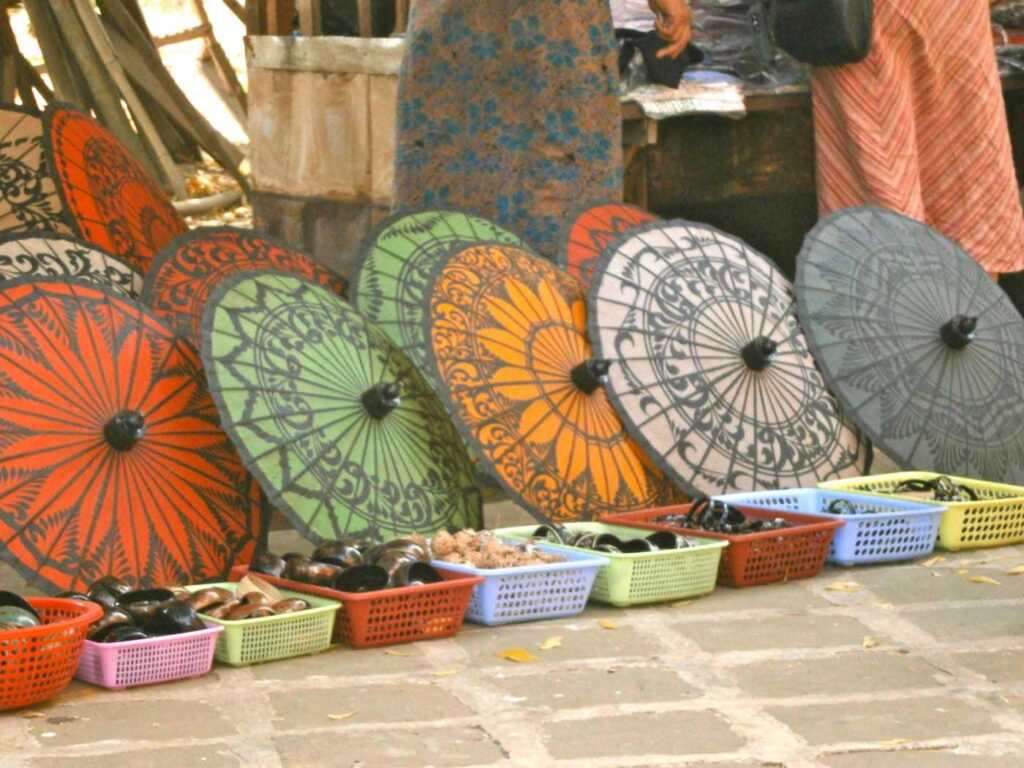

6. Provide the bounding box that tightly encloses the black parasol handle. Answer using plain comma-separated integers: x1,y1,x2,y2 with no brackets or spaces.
939,315,977,350
741,336,778,371
104,410,146,451
361,382,401,420
571,359,611,395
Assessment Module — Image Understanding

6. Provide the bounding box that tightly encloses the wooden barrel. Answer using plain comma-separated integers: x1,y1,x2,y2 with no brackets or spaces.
246,35,403,280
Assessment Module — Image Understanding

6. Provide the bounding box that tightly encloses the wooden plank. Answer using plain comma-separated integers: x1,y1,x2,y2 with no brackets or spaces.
297,0,322,36
154,24,210,48
190,0,248,113
247,36,404,75
267,0,295,34
246,0,267,34
368,73,396,203
395,0,409,34
357,0,372,37
221,0,246,23
0,55,14,103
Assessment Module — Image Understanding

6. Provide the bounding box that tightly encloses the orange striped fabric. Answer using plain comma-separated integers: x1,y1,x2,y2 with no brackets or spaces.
811,0,1024,273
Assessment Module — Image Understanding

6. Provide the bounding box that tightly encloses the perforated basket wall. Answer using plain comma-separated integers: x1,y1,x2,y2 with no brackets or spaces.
495,523,727,606
228,566,483,649
0,598,102,711
184,583,339,666
820,472,1024,551
715,489,944,566
434,544,607,625
602,505,842,587
76,625,223,689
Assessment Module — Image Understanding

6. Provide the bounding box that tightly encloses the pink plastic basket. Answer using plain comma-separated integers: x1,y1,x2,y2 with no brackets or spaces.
75,624,223,690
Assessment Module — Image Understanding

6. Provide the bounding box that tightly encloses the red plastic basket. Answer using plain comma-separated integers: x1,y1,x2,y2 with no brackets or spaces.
0,598,103,711
602,503,843,587
229,566,483,648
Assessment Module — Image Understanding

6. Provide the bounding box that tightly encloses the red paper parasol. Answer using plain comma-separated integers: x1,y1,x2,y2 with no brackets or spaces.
425,242,687,522
44,105,186,273
556,201,660,287
141,226,348,348
0,278,264,593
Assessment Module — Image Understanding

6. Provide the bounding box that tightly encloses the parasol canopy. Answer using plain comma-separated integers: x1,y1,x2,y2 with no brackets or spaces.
352,209,528,372
796,206,1024,484
202,270,482,542
44,105,187,273
425,242,687,522
0,278,264,593
141,226,348,348
556,201,660,288
588,220,869,497
0,104,73,236
0,231,142,297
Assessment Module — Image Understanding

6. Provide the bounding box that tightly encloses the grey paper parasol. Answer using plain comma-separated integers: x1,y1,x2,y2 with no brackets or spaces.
795,206,1024,484
588,219,868,497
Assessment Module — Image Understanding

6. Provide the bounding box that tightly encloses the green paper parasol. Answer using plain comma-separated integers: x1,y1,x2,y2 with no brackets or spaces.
202,270,482,542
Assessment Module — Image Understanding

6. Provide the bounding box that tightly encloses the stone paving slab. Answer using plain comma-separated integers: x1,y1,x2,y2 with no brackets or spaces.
3,500,1024,768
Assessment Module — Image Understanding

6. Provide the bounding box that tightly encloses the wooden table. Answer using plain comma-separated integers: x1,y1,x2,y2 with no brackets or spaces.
621,74,1024,272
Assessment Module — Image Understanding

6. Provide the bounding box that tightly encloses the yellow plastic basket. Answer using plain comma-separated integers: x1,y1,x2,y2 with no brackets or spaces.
494,523,728,606
819,472,1024,551
184,583,339,666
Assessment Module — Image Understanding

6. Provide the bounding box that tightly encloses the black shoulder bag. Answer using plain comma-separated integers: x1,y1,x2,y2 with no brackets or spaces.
769,0,874,67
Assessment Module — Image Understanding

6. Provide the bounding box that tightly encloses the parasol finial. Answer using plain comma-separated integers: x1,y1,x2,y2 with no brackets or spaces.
361,382,402,420
571,359,611,395
939,314,978,350
740,336,778,371
104,410,146,451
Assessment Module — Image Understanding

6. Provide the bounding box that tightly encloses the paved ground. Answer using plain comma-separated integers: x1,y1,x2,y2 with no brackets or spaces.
2,497,1024,768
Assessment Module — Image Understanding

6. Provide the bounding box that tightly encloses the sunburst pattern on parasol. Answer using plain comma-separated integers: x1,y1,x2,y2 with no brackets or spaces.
588,220,869,496
425,242,687,522
556,201,660,288
796,206,1024,484
0,231,141,297
352,208,528,372
0,104,72,236
141,226,348,348
44,105,186,273
0,278,264,593
202,271,482,542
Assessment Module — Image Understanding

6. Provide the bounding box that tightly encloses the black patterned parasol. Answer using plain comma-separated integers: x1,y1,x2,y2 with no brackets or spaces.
796,206,1024,484
0,104,73,236
0,231,141,296
588,220,869,496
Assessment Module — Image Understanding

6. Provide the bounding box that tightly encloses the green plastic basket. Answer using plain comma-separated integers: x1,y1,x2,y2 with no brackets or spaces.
184,583,340,666
820,472,1024,551
494,523,728,606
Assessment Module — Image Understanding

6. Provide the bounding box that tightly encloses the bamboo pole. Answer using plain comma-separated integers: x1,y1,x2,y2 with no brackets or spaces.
221,0,245,23
24,0,89,106
190,0,247,112
72,0,187,198
96,0,246,187
48,0,157,179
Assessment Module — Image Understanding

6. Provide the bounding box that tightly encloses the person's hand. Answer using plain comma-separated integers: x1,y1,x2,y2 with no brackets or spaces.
647,0,692,59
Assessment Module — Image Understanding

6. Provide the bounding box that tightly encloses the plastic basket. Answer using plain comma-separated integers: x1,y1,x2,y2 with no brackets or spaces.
432,542,608,626
602,505,842,588
820,472,1024,551
75,624,223,690
494,523,728,606
714,489,945,566
0,598,103,711
228,565,483,649
183,583,339,666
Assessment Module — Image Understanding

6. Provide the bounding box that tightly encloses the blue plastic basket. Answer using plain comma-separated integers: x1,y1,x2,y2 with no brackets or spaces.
714,489,945,566
432,542,608,626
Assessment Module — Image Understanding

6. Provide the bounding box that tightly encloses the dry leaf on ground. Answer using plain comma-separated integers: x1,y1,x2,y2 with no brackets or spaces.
327,712,356,721
671,600,692,608
497,648,539,663
919,556,945,567
598,619,619,630
383,649,411,657
538,636,563,650
862,636,878,649
968,575,1000,586
1005,565,1024,576
826,581,862,592
432,668,458,677
880,738,911,747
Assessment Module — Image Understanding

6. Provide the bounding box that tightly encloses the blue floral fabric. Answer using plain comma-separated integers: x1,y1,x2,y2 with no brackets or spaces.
393,1,623,257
